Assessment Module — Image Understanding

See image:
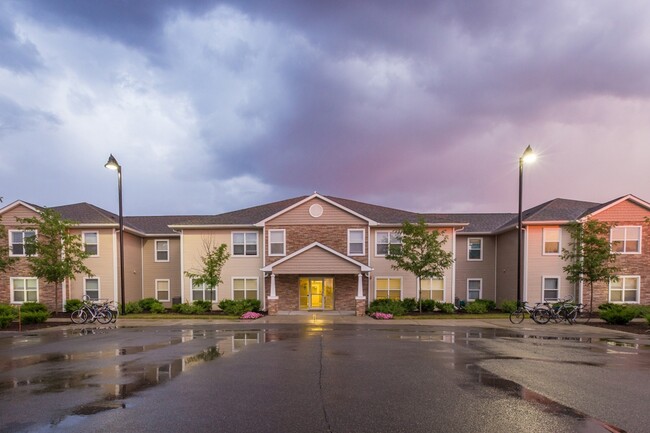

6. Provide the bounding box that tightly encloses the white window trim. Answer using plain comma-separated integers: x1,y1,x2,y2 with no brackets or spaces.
348,229,365,256
467,278,482,301
610,226,642,255
375,230,400,257
231,277,259,300
155,278,171,302
231,231,259,257
83,231,100,257
608,275,640,304
9,230,37,257
268,229,286,257
190,278,218,303
84,277,101,300
374,276,403,301
420,277,446,301
467,237,483,261
10,277,39,304
542,228,561,256
154,239,170,262
541,276,561,301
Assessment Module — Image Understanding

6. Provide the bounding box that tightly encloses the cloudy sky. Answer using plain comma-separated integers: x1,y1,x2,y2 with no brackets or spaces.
2,0,650,216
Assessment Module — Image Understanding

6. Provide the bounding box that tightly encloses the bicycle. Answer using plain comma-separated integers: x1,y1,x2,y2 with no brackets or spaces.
70,296,113,325
509,301,548,324
562,302,592,324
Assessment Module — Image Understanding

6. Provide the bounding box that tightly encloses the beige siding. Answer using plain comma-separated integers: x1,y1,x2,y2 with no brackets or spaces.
273,247,360,274
596,200,650,222
123,232,143,303
68,228,116,301
525,226,575,303
0,204,40,225
495,229,518,305
142,238,181,306
455,235,497,301
182,229,264,305
268,198,366,225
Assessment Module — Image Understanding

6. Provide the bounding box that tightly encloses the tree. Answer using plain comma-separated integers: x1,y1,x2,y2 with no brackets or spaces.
561,219,619,312
184,239,230,303
18,209,93,312
0,219,18,273
386,220,455,312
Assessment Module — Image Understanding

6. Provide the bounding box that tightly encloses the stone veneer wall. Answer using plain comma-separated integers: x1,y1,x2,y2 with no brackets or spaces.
267,274,367,311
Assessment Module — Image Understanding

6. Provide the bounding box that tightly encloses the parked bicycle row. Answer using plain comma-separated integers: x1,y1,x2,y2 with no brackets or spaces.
70,295,119,324
509,296,592,325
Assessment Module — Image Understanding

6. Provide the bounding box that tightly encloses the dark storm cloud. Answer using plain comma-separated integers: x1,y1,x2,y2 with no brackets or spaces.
0,12,42,72
0,96,59,136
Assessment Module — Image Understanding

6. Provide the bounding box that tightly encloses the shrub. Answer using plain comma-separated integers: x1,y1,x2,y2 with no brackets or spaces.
500,300,518,314
474,299,496,311
19,303,49,324
241,311,263,320
438,303,455,314
20,302,48,313
599,304,637,325
149,302,166,314
368,299,407,316
401,298,418,313
125,301,143,314
598,303,616,312
0,304,18,329
192,300,212,313
65,299,84,312
419,299,438,312
465,301,488,314
217,299,261,316
172,303,204,315
646,313,650,326
370,312,394,320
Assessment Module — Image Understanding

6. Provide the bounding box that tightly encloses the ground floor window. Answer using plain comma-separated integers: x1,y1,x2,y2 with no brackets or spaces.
420,278,444,301
156,279,170,302
609,276,640,303
543,277,559,301
191,279,217,302
84,278,100,300
11,277,38,303
375,277,402,300
233,278,258,300
467,279,482,301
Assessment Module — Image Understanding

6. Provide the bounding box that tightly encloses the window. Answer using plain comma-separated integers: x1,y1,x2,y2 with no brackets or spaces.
9,230,36,256
420,278,444,301
542,277,559,301
11,277,38,303
84,278,100,300
155,240,169,262
348,229,365,256
83,232,99,256
233,232,258,256
611,226,641,254
467,279,482,301
375,277,402,300
543,228,560,255
376,231,401,256
609,276,640,303
268,230,285,256
191,279,217,302
156,279,170,302
467,238,483,261
233,278,258,300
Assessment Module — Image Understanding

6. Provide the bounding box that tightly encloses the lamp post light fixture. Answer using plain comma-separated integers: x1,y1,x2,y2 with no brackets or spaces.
105,154,126,315
517,145,536,307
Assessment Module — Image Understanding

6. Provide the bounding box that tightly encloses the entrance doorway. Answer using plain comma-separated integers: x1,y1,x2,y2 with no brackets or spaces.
299,277,334,310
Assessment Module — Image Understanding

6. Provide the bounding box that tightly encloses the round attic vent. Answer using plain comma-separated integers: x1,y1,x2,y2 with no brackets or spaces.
309,203,323,218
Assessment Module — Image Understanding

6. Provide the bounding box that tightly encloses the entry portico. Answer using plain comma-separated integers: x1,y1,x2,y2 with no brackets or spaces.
262,242,372,316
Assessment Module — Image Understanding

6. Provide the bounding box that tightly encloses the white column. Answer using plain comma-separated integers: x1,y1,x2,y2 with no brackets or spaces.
270,274,277,298
356,273,365,298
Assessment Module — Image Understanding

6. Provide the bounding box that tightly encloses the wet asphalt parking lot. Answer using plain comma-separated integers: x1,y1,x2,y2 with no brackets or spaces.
0,318,648,433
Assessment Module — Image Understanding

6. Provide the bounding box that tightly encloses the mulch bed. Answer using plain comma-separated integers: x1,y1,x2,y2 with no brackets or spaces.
584,321,650,335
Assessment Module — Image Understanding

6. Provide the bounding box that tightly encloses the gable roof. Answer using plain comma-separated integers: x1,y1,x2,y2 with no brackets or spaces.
261,242,373,272
580,194,650,219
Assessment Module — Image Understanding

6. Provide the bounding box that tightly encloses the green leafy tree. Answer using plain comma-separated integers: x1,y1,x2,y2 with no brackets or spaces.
0,219,18,273
18,209,93,312
561,219,620,312
386,220,455,312
184,239,230,304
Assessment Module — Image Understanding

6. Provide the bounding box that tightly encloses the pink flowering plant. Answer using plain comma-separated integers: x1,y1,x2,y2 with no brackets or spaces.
371,312,394,320
240,311,263,320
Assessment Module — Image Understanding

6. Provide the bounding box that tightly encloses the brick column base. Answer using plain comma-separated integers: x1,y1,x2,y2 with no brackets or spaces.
355,297,367,317
267,297,279,316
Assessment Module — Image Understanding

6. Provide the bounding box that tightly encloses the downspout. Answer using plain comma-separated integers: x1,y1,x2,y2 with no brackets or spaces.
523,227,529,302
262,226,266,311
451,227,457,303
112,228,118,303
179,229,185,303
494,236,498,302
140,237,144,299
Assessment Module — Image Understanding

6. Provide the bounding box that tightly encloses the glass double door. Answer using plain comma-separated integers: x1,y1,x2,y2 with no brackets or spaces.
299,277,334,310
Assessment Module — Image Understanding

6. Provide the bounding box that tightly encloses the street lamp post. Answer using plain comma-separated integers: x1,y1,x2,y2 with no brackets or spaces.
517,145,536,307
105,154,126,315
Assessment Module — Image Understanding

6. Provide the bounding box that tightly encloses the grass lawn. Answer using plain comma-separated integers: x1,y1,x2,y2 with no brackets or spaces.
122,313,241,320
399,313,510,320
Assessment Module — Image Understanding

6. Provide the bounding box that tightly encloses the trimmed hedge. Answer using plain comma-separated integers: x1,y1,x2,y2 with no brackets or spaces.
599,304,637,325
0,304,18,329
19,302,49,324
217,299,261,316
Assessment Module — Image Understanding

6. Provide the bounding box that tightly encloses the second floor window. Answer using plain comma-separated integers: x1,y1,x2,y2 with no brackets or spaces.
611,226,641,254
543,228,560,255
83,232,99,256
348,229,365,256
10,230,36,256
376,231,401,256
155,240,169,262
467,238,483,260
233,232,258,256
269,230,285,256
